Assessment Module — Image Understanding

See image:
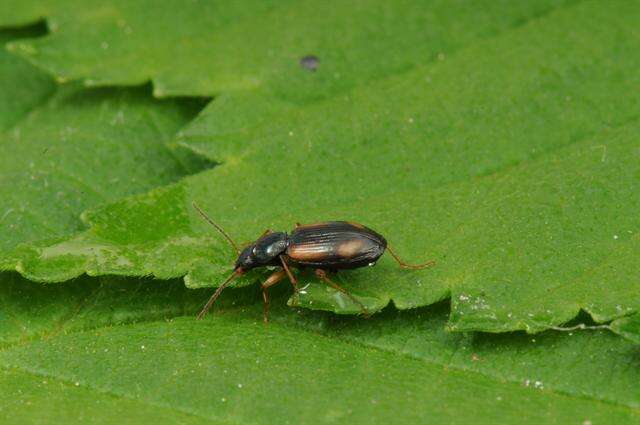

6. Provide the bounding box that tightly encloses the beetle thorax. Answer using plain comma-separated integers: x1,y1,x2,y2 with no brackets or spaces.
253,232,289,262
235,232,289,270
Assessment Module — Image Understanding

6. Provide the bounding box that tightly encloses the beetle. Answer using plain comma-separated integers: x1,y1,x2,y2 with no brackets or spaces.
192,202,435,322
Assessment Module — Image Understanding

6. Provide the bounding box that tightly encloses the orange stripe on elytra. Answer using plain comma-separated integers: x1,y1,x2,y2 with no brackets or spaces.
287,244,330,261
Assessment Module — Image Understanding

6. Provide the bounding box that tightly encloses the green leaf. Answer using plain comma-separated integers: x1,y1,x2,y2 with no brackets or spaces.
0,24,54,132
0,20,211,272
2,3,638,423
2,0,575,97
0,368,206,424
0,71,209,260
1,276,639,423
611,314,640,345
309,305,640,411
0,273,210,347
8,1,639,332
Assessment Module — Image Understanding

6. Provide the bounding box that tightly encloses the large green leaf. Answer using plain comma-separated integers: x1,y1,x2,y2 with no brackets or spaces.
1,276,639,423
7,1,639,333
2,0,575,97
0,21,210,273
2,3,638,423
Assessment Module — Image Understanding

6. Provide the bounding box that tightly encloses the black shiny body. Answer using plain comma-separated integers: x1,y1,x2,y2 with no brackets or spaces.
235,221,387,272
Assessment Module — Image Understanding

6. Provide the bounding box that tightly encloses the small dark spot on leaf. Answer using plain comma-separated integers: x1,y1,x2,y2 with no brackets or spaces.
299,55,319,72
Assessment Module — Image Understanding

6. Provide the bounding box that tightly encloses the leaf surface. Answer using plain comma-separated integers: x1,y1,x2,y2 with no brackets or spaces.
1,0,575,98
7,1,639,332
0,26,209,260
611,314,640,345
1,3,639,423
1,277,639,423
0,368,206,424
0,24,54,131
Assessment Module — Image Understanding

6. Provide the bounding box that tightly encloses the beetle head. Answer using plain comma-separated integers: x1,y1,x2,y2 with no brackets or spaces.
234,245,256,270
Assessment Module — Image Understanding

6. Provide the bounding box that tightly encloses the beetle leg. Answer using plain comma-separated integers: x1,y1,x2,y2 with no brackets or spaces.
314,269,370,318
386,246,436,270
279,255,300,306
261,269,287,324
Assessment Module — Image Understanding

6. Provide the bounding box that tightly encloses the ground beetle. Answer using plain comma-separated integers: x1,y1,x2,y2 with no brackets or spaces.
193,202,435,322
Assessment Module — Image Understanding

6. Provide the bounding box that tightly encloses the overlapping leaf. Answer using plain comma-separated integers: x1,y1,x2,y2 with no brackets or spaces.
6,1,639,332
1,277,639,423
0,5,639,422
0,23,210,319
0,79,208,261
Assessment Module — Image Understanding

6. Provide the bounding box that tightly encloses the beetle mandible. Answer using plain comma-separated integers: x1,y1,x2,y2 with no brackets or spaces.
192,202,435,322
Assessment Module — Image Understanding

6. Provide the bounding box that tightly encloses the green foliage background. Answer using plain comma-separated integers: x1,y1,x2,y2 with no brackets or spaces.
0,1,639,423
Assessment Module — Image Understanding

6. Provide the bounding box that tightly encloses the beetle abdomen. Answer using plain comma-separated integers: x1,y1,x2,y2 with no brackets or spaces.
287,221,387,269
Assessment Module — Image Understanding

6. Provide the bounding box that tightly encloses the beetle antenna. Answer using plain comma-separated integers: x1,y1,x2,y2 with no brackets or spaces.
196,269,242,320
386,246,436,270
192,201,240,255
